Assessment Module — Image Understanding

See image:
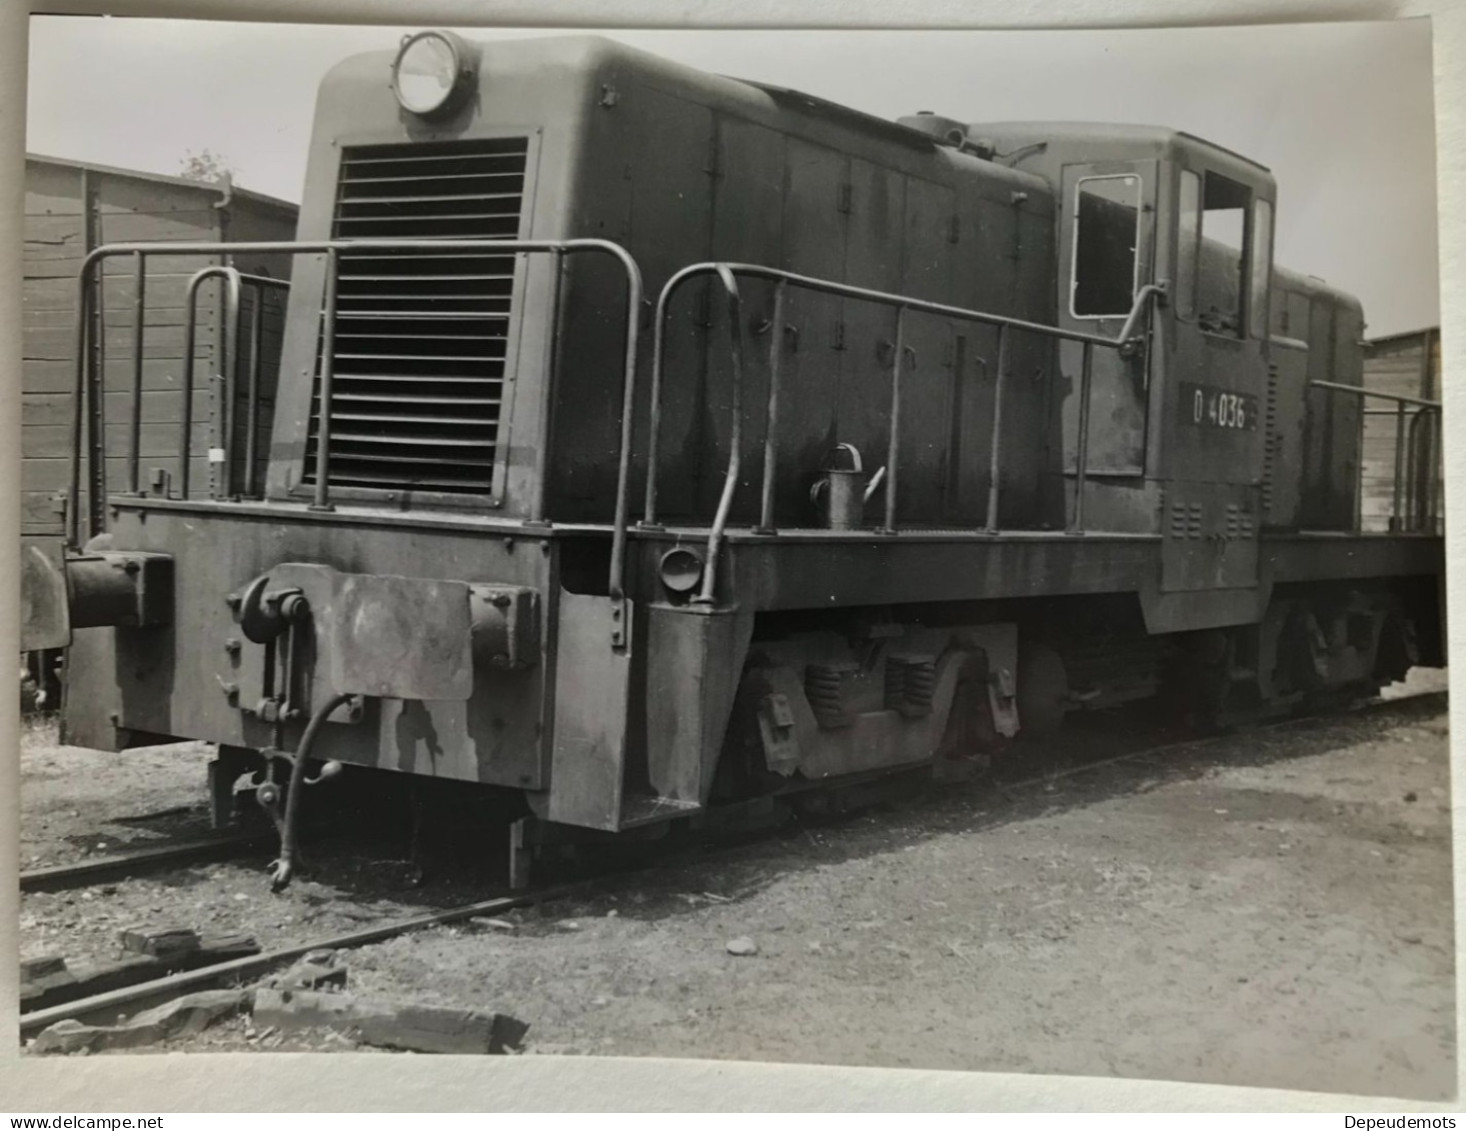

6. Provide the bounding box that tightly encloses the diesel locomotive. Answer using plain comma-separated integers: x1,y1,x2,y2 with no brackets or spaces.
21,31,1445,887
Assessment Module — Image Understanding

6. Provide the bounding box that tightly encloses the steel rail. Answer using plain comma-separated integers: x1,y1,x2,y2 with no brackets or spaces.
19,881,591,1039
19,829,279,894
998,685,1446,795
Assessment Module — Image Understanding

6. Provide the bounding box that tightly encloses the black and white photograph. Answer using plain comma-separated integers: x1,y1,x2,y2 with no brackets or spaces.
10,8,1454,1108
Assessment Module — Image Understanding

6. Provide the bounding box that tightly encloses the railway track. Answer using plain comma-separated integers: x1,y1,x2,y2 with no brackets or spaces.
19,829,279,894
19,687,1445,1044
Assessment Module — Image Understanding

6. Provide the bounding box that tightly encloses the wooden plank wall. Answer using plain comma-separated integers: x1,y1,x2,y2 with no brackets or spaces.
1360,329,1441,532
22,160,298,539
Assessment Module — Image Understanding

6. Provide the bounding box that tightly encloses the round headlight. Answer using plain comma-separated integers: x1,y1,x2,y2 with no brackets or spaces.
392,30,473,118
658,547,705,595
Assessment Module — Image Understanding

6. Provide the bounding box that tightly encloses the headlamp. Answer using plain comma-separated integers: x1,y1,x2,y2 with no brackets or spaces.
392,30,475,118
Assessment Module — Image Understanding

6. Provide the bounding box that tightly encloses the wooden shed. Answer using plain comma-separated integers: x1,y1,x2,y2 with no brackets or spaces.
22,154,299,543
1360,326,1442,533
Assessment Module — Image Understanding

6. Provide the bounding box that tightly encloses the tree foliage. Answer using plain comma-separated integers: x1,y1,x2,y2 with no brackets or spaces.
178,148,236,185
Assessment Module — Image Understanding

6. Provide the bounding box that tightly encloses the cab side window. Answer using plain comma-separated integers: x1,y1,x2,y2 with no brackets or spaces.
1195,172,1250,338
1071,174,1141,318
1177,169,1274,340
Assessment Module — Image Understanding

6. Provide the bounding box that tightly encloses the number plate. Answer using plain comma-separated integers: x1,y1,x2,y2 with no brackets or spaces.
1179,383,1258,432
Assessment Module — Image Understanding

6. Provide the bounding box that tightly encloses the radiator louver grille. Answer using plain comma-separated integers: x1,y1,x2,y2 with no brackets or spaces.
303,136,529,496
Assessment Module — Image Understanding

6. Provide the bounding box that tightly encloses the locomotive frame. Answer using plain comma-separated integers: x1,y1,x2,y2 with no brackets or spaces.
19,31,1445,888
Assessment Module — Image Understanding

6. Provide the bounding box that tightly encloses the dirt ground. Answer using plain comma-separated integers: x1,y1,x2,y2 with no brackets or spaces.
17,671,1456,1100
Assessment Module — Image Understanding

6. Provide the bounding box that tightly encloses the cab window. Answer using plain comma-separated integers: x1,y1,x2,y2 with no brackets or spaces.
1071,174,1141,318
1195,172,1250,338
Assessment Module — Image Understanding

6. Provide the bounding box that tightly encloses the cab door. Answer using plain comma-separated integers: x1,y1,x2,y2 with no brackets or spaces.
1057,161,1157,486
1161,165,1271,593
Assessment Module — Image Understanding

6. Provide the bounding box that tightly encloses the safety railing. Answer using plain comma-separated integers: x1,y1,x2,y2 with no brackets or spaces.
1310,379,1443,534
67,238,644,607
640,262,1166,603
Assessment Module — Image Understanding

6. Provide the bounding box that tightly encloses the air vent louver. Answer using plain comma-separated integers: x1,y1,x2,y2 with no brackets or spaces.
304,136,529,496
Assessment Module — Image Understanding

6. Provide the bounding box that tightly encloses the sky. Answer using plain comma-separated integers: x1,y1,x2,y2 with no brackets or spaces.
25,17,1439,337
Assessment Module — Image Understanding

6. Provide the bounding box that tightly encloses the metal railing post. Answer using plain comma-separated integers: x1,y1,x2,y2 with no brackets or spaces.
1390,399,1406,532
127,252,146,495
178,273,205,500
68,253,97,546
1070,342,1094,534
984,324,1010,535
695,266,744,605
244,283,266,498
641,266,694,530
221,272,242,499
310,248,339,512
605,247,644,637
880,307,908,535
527,251,565,527
755,280,787,535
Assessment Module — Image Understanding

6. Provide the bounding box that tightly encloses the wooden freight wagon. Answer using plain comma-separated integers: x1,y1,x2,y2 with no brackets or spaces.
1361,326,1441,533
22,154,298,545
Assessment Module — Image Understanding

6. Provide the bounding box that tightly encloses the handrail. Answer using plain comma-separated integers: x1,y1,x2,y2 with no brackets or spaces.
68,238,643,620
178,267,291,501
643,262,1164,598
1308,379,1442,533
242,273,291,499
1308,380,1440,410
1117,282,1169,353
180,267,233,499
642,262,1151,526
693,266,745,605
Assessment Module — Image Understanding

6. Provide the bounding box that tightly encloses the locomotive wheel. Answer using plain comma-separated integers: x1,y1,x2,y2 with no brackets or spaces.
1016,642,1068,738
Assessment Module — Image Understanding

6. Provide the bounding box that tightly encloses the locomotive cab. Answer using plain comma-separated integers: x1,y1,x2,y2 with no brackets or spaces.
969,126,1278,568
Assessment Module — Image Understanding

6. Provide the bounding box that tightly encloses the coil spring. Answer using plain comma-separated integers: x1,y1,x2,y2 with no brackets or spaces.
883,656,936,718
903,659,936,715
806,663,855,729
884,657,911,711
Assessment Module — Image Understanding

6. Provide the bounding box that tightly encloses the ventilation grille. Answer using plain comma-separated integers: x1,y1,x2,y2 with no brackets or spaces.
1261,362,1280,515
303,136,529,495
1169,502,1203,540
